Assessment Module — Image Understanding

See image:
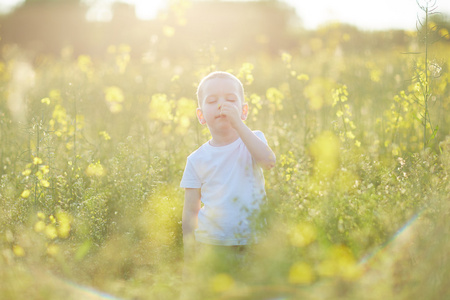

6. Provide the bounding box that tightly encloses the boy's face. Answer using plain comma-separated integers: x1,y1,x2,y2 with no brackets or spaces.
196,77,247,129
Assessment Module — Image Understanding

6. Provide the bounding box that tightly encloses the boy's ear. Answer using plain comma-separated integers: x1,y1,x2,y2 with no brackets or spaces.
241,103,249,121
196,108,207,125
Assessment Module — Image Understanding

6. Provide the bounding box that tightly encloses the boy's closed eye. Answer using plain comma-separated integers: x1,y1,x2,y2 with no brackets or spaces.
225,95,237,102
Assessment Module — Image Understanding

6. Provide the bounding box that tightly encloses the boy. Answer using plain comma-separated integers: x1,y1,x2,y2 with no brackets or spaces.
180,71,276,263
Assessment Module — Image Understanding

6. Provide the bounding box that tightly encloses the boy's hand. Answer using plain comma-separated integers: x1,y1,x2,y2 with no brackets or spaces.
219,102,245,129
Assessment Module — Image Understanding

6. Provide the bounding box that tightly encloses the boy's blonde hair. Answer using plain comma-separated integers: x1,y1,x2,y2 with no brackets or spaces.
196,71,245,108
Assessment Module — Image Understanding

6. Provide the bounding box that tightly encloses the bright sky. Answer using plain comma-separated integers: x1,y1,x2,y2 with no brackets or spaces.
1,0,450,30
285,0,450,30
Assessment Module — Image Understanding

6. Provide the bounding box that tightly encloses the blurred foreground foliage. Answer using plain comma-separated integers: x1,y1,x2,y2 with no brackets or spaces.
0,1,450,299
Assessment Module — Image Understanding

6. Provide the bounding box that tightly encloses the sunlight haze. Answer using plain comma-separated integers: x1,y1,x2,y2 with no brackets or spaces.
0,0,449,29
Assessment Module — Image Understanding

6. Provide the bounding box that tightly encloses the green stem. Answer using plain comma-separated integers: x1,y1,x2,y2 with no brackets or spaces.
34,122,40,209
423,4,429,149
339,97,348,135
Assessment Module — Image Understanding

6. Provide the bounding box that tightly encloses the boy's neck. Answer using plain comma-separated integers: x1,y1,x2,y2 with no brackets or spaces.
209,130,240,147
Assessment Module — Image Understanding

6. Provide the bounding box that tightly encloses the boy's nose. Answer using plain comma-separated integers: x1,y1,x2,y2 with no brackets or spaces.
217,98,225,109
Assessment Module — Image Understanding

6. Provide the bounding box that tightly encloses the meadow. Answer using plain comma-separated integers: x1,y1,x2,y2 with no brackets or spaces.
0,1,449,299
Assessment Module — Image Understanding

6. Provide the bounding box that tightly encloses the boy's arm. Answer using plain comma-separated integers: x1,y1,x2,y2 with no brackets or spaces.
182,188,201,261
234,123,276,170
221,102,276,170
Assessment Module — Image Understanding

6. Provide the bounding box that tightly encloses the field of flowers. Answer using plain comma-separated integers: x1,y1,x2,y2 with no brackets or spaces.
0,2,449,299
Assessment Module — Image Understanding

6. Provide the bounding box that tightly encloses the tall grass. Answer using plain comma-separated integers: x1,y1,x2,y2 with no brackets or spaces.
0,1,449,299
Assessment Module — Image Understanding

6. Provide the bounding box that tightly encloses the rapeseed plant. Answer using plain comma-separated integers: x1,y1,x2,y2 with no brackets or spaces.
0,1,449,299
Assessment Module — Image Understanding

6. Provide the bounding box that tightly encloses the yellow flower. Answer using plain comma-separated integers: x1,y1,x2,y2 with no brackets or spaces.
40,165,50,175
346,131,355,139
52,105,68,126
56,212,72,239
149,93,173,121
309,131,340,178
266,87,284,111
34,221,46,233
99,131,111,141
47,244,59,256
41,97,51,105
104,86,124,103
289,262,315,284
439,28,449,39
317,245,362,281
289,223,317,247
33,157,43,165
40,179,50,188
86,161,105,177
20,190,30,198
13,245,25,257
296,74,309,81
428,21,437,31
45,225,58,239
210,273,235,293
237,62,254,85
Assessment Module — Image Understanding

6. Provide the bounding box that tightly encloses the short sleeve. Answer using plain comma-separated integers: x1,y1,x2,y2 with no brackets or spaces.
254,130,268,145
180,158,202,188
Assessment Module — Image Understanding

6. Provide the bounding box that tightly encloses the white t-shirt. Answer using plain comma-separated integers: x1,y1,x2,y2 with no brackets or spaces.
180,130,267,246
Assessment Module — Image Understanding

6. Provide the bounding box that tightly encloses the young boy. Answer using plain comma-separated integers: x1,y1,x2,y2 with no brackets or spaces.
180,71,276,263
